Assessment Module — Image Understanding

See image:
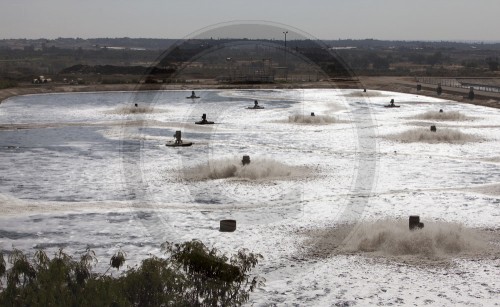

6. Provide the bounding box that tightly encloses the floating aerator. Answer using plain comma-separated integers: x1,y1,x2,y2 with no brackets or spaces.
187,91,200,99
247,100,264,109
195,113,214,125
166,130,193,147
409,215,424,230
242,155,250,165
384,99,400,108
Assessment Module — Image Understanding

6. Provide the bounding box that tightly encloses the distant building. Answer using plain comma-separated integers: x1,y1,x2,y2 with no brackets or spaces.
32,76,52,84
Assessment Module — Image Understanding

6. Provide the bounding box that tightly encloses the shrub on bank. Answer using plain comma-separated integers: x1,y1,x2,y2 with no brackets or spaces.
0,80,17,89
0,240,263,306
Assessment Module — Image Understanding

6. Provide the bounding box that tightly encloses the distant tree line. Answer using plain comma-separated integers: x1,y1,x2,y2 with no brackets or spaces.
0,38,499,83
60,64,175,76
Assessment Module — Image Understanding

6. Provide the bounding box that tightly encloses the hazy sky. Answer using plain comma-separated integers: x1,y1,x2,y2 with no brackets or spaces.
1,0,499,41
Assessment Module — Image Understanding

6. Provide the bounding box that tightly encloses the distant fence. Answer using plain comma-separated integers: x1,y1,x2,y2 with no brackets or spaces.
416,77,500,93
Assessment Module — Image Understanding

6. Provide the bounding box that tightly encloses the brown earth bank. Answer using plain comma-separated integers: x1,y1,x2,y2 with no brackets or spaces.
1,77,500,109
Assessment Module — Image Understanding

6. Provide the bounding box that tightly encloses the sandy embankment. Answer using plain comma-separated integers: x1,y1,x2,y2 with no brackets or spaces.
361,76,500,109
0,83,165,103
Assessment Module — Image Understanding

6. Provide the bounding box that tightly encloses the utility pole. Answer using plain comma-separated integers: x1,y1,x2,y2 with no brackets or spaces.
283,31,288,81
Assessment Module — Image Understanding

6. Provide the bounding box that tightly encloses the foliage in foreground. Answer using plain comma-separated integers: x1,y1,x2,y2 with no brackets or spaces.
0,240,263,306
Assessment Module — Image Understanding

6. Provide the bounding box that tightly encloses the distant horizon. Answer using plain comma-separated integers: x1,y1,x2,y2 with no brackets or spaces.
1,36,500,44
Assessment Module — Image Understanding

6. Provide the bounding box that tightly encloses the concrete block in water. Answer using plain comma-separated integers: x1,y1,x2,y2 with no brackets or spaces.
220,220,236,232
468,87,475,100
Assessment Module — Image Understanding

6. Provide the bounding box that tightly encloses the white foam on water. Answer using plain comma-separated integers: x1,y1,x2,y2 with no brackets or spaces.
1,89,500,305
182,157,306,180
412,110,474,121
287,114,339,124
104,105,169,115
342,220,490,257
386,127,483,143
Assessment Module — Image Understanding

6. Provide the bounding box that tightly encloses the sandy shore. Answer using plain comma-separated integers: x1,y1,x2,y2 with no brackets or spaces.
1,76,499,109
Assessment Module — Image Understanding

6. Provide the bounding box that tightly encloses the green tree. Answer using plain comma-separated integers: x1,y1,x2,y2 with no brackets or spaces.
0,240,263,306
486,57,499,71
426,51,443,66
371,55,390,70
163,240,263,306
